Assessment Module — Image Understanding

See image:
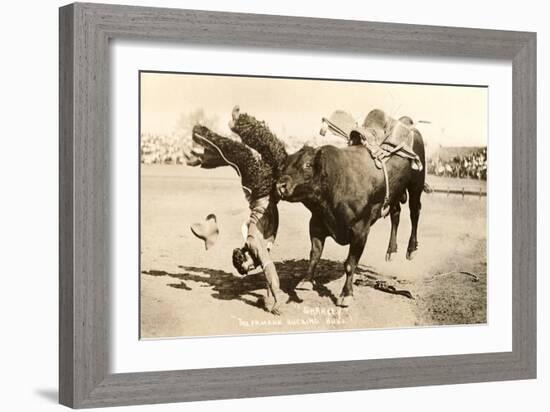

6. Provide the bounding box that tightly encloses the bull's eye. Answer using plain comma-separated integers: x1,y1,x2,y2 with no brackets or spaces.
304,162,312,170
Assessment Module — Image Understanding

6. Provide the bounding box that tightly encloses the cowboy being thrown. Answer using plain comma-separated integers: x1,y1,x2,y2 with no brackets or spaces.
184,106,288,314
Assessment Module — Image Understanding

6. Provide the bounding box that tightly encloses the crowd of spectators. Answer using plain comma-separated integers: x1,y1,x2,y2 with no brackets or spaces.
140,133,184,164
141,130,487,182
140,131,339,165
427,147,487,180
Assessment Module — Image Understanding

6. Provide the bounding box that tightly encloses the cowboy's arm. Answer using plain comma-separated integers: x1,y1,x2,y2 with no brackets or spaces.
246,228,280,296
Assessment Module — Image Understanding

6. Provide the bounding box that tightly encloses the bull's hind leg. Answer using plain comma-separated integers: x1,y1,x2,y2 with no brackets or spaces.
406,187,422,260
337,224,370,307
297,214,327,291
386,202,401,261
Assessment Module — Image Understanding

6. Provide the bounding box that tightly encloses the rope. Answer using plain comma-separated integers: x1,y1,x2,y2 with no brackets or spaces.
424,271,480,283
354,266,479,300
354,277,414,299
193,132,252,196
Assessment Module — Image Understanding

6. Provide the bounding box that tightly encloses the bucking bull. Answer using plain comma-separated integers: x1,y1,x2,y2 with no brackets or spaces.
185,106,426,311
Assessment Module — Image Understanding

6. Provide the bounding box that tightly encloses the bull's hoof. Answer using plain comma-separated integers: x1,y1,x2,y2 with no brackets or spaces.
336,295,354,307
406,241,419,260
296,279,314,291
386,246,397,261
406,249,418,260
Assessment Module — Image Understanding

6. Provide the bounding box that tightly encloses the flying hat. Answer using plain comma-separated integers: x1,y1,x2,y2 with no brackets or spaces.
190,214,219,250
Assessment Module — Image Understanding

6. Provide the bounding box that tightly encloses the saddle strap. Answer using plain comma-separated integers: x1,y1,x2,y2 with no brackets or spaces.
379,142,423,171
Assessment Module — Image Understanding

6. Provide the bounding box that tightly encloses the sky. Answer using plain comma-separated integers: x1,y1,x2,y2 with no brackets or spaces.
140,72,488,150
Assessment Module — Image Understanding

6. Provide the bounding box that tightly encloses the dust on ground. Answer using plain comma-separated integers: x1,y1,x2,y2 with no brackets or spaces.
140,165,487,338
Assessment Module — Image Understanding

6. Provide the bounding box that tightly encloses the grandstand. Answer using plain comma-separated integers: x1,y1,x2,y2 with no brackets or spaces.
428,145,487,180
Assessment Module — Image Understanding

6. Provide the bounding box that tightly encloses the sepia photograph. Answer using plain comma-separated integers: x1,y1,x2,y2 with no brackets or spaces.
139,71,488,339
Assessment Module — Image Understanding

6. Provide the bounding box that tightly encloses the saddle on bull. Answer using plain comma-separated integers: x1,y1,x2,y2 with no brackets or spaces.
321,109,423,216
321,108,422,165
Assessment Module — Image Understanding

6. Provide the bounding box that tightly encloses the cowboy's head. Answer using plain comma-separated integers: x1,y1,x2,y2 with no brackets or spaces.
232,246,256,275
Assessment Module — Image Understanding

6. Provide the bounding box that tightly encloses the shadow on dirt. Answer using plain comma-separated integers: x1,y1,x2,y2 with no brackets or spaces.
142,259,392,309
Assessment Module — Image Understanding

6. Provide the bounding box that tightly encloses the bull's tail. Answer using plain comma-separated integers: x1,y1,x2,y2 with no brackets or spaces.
410,128,428,195
411,128,426,174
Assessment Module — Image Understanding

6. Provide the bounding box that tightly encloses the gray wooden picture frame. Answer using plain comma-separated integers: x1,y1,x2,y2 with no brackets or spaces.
59,2,536,409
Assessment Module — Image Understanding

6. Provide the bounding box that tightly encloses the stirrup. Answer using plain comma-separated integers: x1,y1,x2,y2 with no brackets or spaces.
411,159,423,171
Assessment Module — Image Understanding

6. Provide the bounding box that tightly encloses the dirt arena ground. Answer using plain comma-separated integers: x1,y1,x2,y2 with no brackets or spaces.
140,165,487,338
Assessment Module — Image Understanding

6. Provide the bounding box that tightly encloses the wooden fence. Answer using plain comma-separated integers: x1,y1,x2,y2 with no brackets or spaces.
428,186,486,197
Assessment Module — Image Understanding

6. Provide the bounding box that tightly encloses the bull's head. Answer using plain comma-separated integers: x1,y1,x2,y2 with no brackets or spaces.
183,125,228,169
276,145,317,202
